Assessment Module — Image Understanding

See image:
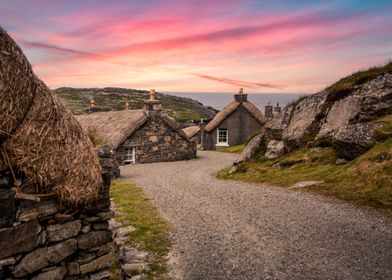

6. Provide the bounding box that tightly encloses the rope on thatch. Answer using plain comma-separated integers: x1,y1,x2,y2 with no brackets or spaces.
0,27,102,205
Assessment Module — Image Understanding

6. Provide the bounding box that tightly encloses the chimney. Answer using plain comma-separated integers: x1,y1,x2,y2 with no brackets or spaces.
234,88,248,103
144,89,162,117
265,101,273,119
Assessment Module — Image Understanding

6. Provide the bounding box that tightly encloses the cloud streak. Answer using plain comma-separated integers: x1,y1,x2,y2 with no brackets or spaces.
189,73,282,89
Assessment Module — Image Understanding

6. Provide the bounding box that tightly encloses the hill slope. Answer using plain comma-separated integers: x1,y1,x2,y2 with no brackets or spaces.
54,87,218,122
222,62,392,211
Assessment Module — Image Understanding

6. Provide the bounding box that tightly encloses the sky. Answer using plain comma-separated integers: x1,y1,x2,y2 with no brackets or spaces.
1,0,391,94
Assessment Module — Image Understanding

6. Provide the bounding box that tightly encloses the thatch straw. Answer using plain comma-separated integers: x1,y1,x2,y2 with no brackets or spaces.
0,27,102,205
183,126,201,138
76,110,147,149
204,100,267,132
76,110,190,148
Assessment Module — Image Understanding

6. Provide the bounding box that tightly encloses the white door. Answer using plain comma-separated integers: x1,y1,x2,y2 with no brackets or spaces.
124,147,135,164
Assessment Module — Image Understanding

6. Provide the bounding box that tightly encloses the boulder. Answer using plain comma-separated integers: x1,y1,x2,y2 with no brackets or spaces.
264,105,295,139
13,239,77,277
332,123,377,159
232,132,267,166
0,220,41,259
282,92,327,143
264,140,286,159
47,220,81,242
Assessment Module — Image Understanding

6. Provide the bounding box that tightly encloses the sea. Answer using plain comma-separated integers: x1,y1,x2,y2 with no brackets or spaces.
163,92,304,113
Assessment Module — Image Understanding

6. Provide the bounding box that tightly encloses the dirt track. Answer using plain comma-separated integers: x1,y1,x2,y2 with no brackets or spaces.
121,151,392,280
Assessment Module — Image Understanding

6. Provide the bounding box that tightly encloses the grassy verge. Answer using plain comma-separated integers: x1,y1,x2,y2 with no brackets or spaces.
216,144,245,153
218,138,392,212
110,180,171,279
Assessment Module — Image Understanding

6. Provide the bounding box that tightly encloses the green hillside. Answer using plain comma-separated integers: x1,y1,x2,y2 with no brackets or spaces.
54,87,217,122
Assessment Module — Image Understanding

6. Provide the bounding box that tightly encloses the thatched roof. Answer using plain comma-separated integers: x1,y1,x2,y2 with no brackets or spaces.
204,100,267,132
77,110,189,148
76,110,147,149
183,126,201,138
0,27,102,205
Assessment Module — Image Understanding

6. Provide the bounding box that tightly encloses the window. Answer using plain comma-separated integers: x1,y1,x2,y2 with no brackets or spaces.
217,128,228,146
124,147,135,164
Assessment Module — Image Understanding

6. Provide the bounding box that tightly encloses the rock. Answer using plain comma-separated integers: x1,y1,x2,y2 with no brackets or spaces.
89,269,111,280
233,132,267,165
0,257,16,266
93,222,109,231
91,243,112,256
66,262,80,276
289,181,324,189
282,92,327,143
318,95,361,138
79,253,112,274
47,220,81,242
81,224,91,233
0,220,41,259
31,265,67,280
265,105,295,140
332,123,377,159
97,211,114,221
16,200,58,222
38,229,47,245
336,158,348,165
13,239,77,277
117,225,136,238
78,231,110,250
74,252,96,265
122,263,145,277
82,216,101,223
121,248,148,263
264,140,286,159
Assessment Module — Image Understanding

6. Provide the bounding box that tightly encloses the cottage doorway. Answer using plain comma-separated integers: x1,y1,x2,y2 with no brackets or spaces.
124,147,136,164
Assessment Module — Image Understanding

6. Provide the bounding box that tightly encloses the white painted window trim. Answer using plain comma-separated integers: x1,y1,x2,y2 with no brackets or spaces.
124,146,136,164
216,128,229,146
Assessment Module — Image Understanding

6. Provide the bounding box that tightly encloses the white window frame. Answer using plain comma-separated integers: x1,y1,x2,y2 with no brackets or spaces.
216,128,229,146
124,146,136,164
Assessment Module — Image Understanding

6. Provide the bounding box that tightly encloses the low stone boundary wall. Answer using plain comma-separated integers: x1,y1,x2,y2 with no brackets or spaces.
0,149,115,280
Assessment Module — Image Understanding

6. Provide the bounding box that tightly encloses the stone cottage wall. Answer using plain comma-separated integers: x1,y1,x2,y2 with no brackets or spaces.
117,117,196,164
0,150,114,280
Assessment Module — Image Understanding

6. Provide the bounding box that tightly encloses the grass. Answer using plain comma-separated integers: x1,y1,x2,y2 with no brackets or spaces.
216,144,245,153
54,87,215,122
325,61,392,102
218,137,392,212
110,180,171,279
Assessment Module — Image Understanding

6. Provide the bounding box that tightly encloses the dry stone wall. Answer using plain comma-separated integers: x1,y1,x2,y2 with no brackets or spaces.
118,117,196,164
0,150,115,280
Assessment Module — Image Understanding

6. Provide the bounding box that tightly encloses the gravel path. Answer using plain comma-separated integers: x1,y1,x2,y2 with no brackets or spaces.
121,151,392,280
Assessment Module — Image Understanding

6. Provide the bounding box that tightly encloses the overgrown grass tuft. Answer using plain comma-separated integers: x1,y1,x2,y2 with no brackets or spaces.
218,137,392,212
325,61,392,102
110,180,171,279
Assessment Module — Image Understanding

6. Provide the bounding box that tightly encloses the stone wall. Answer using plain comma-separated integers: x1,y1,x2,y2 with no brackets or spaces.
117,117,196,164
0,150,115,280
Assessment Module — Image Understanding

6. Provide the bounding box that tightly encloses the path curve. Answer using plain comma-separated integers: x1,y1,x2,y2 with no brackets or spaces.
121,151,392,280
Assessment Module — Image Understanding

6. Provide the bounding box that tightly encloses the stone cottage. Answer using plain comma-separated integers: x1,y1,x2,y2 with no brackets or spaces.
201,89,267,150
77,90,197,165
